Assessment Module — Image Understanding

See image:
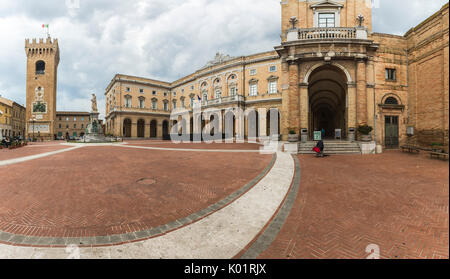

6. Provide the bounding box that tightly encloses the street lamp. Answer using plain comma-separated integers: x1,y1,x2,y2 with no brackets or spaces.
29,118,36,142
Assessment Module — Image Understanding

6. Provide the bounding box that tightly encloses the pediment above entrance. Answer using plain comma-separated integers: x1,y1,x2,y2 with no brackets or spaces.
310,0,344,9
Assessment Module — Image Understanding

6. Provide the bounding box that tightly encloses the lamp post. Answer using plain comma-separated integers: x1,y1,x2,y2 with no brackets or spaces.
29,118,36,142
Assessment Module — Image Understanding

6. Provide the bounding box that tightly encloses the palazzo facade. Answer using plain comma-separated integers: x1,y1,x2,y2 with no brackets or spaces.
105,0,449,150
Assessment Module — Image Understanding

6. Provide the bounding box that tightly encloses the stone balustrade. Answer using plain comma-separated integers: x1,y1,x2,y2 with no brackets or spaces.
201,95,245,107
287,27,368,42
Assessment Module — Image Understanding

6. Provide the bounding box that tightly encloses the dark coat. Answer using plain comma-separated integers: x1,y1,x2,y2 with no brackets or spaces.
316,140,324,151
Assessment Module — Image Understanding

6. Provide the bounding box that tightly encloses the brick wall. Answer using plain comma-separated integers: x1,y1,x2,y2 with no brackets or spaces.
406,3,449,149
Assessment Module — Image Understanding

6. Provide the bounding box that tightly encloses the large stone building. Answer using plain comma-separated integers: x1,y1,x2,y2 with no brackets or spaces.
55,111,91,139
0,96,26,139
104,1,449,150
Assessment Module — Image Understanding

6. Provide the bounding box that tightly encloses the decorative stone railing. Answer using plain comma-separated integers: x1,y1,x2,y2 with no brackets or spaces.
110,106,170,114
287,27,368,42
299,27,356,39
201,95,245,107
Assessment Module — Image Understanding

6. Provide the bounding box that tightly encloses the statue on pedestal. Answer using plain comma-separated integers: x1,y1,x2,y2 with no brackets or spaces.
91,93,98,112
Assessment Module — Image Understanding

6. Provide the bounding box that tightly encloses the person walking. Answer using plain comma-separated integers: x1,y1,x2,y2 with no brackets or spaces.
321,128,326,139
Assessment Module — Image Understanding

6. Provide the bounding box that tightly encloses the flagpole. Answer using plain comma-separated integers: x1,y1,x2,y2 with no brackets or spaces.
42,24,50,38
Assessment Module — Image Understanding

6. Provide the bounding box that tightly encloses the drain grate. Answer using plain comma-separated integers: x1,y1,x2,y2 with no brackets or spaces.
137,178,156,185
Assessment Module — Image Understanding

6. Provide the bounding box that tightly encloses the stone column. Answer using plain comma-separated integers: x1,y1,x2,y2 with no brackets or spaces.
258,107,267,139
131,119,137,138
280,59,290,140
366,57,376,138
299,83,309,140
356,59,367,126
347,82,357,139
288,60,300,133
144,119,151,138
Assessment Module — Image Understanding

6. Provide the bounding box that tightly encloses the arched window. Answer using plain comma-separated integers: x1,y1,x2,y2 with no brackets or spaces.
36,61,45,75
385,97,399,105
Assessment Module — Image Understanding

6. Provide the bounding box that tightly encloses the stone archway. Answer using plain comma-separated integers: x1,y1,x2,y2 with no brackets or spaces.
137,119,145,138
123,119,132,138
267,108,280,137
150,120,157,138
162,120,169,140
307,64,348,139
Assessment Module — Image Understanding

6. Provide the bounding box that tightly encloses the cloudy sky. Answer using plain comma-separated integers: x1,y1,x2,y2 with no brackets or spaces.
0,0,447,118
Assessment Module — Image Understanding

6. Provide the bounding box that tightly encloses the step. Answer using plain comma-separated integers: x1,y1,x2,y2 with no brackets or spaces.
298,141,362,154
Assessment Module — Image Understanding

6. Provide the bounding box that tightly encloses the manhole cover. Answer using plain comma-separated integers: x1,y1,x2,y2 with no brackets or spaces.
137,178,156,185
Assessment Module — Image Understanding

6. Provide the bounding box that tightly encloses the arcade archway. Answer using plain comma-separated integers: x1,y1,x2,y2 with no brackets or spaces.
308,64,348,139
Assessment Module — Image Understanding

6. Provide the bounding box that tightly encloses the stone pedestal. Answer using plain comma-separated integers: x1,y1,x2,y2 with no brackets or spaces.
81,111,114,143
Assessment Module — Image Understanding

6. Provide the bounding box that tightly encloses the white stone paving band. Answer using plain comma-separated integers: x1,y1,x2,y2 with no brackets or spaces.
0,146,83,167
0,144,296,259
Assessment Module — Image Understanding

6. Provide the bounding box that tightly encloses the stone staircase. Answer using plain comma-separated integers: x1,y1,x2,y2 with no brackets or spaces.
298,141,362,155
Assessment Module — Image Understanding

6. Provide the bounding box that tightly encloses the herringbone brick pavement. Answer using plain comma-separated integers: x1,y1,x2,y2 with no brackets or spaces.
259,151,449,259
0,146,271,238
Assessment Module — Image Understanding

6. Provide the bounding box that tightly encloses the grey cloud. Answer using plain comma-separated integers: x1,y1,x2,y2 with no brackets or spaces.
0,0,447,119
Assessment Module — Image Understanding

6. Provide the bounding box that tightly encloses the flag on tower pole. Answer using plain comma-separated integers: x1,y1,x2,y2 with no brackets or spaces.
42,24,50,37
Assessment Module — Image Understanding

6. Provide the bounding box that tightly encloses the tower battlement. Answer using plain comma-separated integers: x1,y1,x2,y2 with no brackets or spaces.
25,37,59,48
25,37,60,62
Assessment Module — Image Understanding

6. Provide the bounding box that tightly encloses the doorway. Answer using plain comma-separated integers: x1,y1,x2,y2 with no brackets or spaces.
385,116,399,149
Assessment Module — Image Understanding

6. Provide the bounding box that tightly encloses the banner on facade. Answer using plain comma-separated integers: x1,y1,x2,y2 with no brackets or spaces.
28,124,50,133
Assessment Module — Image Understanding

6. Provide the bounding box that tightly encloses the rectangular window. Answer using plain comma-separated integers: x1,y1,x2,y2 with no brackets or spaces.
81,117,84,121
74,124,77,129
126,87,130,92
269,81,278,94
249,84,258,96
152,91,157,95
66,117,69,121
139,89,144,93
386,68,397,81
59,124,62,128
125,98,131,108
74,117,77,122
229,87,236,96
164,102,169,111
139,99,145,109
152,101,157,110
173,101,177,109
269,66,277,72
215,89,222,99
318,13,335,27
190,97,194,107
250,69,257,76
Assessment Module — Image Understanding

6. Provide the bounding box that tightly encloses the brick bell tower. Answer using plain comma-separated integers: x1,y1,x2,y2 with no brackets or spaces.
25,36,60,140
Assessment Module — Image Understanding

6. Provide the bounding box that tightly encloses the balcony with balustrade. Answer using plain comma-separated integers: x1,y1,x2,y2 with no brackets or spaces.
193,94,245,109
286,27,368,42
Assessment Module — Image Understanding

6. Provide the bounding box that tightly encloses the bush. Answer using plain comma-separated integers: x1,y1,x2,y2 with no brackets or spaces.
287,127,297,135
358,124,373,135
